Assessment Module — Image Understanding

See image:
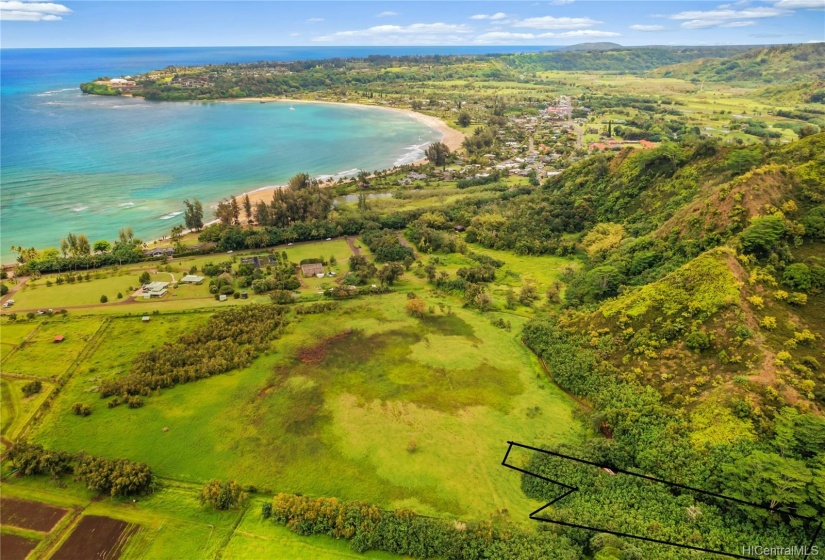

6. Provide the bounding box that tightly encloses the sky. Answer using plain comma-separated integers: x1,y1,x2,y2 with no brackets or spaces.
1,0,823,48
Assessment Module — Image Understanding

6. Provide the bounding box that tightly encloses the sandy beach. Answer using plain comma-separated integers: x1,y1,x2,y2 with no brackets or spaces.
223,98,465,210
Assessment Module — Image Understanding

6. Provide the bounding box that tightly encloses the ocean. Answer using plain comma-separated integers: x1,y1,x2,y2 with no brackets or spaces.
0,46,546,263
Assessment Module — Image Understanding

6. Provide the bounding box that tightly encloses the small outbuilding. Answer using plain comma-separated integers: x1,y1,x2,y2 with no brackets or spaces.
180,274,205,284
241,256,261,269
142,316,151,323
300,263,324,277
54,335,65,343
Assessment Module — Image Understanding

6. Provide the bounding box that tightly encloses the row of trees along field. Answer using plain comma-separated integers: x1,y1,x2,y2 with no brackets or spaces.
6,442,153,497
99,305,288,398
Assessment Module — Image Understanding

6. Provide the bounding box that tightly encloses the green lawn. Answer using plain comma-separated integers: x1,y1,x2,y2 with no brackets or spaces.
33,294,582,523
13,272,147,309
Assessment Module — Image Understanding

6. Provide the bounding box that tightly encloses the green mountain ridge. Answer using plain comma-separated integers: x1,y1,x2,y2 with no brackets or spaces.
650,42,825,84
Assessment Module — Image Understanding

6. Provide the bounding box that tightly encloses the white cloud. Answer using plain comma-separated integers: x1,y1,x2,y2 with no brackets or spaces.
680,19,723,28
476,31,540,41
772,0,825,8
0,1,71,21
306,17,325,23
671,7,791,28
377,11,399,17
315,22,472,44
630,24,665,31
558,29,620,38
549,0,575,5
671,7,789,28
475,29,620,43
290,32,300,37
512,16,602,29
470,12,507,20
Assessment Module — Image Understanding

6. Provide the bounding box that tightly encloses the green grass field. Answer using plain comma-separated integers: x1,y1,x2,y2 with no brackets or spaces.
32,293,581,523
0,321,40,361
2,317,105,378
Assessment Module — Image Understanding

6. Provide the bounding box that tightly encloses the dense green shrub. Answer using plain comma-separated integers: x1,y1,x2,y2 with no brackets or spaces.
21,380,43,397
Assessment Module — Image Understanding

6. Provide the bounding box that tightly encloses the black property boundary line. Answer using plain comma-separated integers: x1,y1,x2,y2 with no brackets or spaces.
502,441,823,559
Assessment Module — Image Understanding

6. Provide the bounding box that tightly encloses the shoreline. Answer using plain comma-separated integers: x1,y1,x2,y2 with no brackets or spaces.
2,96,465,264
214,98,464,217
150,98,464,246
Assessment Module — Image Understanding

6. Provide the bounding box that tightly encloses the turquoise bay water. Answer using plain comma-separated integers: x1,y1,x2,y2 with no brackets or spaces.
1,48,448,262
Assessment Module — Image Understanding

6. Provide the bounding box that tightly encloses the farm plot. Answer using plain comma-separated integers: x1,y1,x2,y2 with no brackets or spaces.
51,515,135,560
0,533,38,560
0,497,68,532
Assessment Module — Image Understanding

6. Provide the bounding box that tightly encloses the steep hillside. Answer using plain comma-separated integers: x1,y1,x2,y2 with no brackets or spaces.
649,42,825,84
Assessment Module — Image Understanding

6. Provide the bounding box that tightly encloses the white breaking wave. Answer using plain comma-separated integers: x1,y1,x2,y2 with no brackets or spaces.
159,211,183,220
118,202,136,208
393,141,432,167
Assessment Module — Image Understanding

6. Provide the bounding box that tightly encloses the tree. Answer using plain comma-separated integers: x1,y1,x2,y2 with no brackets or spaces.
72,402,92,416
170,225,185,252
22,381,42,396
519,282,539,306
76,234,91,256
607,120,613,138
199,479,247,510
726,148,761,175
118,227,135,245
797,124,819,139
741,215,785,255
243,194,252,222
74,454,153,497
0,284,8,297
425,142,450,169
100,295,108,303
215,199,235,226
377,262,404,286
457,111,471,127
722,450,814,517
783,263,811,291
357,171,370,189
139,271,151,284
406,297,426,317
93,240,111,253
183,198,205,231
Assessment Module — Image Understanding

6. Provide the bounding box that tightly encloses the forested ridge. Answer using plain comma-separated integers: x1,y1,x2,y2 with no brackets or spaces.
80,45,756,101
512,135,825,557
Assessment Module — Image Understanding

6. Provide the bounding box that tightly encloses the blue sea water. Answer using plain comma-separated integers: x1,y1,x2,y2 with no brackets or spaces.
1,46,545,262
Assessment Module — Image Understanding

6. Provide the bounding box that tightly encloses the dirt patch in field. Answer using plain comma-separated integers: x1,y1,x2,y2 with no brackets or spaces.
296,329,352,363
0,497,68,532
51,515,134,560
0,533,38,560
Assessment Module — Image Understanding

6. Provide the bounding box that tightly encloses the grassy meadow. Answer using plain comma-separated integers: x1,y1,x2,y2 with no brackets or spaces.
30,290,581,523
